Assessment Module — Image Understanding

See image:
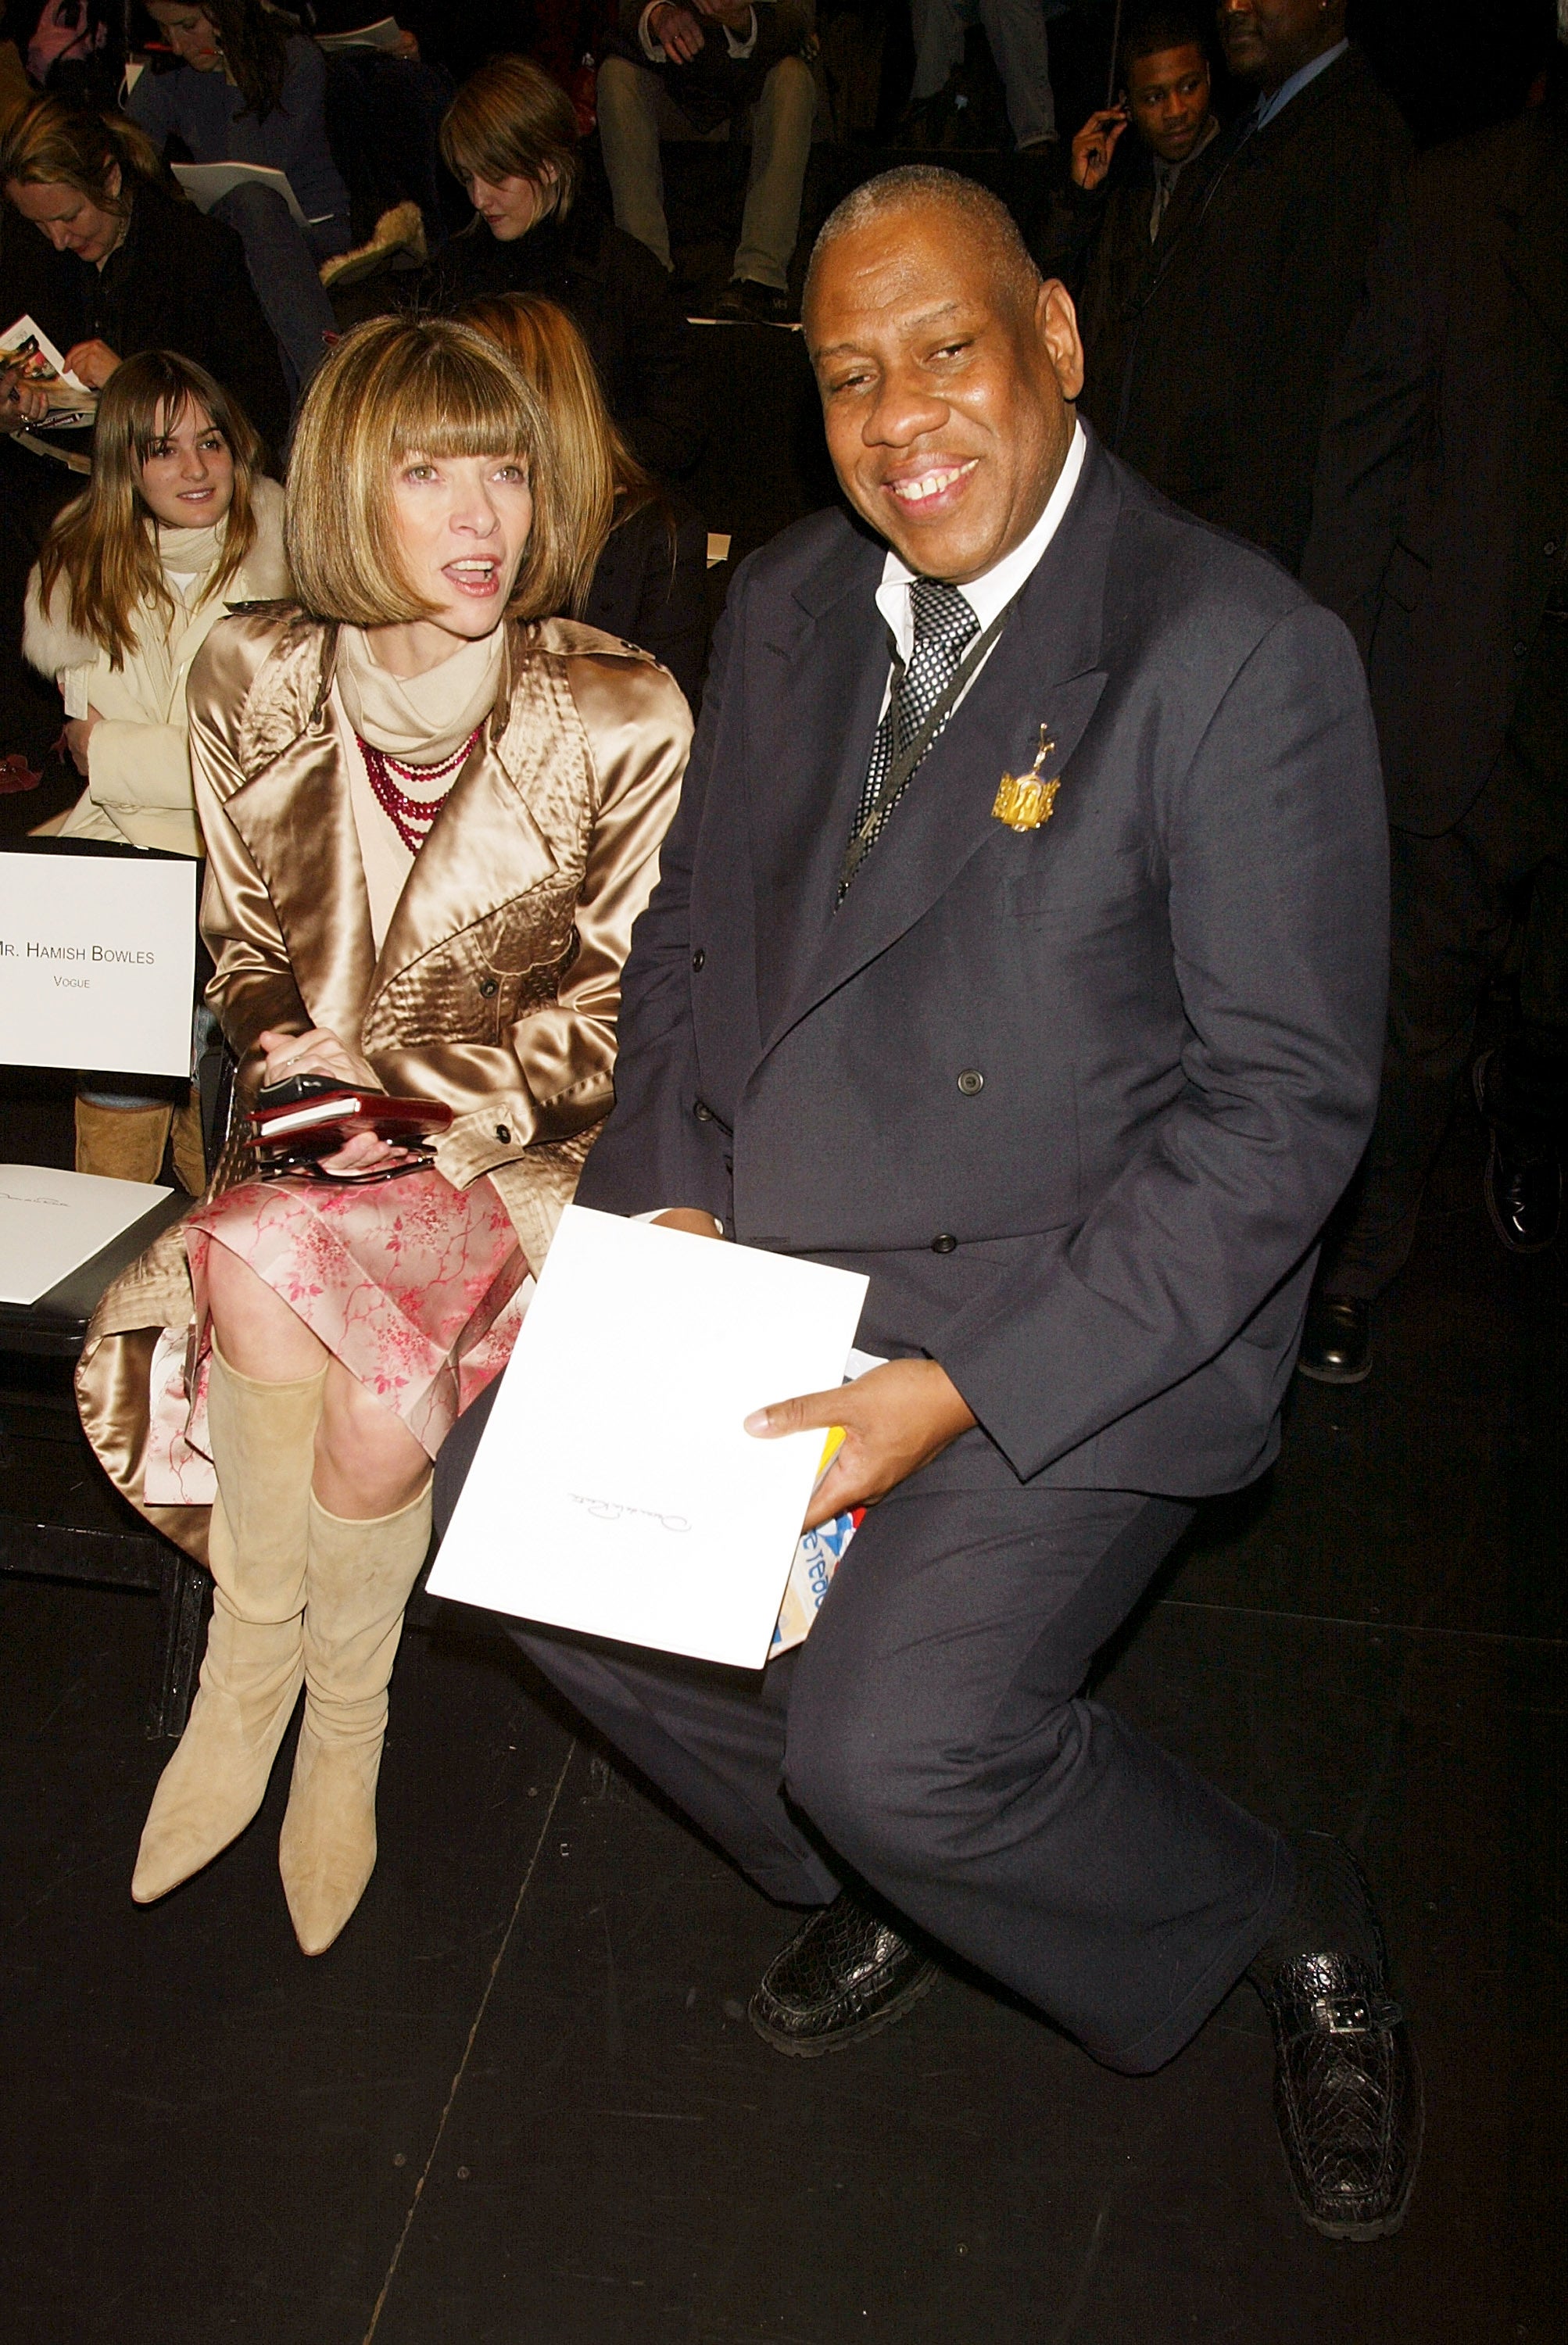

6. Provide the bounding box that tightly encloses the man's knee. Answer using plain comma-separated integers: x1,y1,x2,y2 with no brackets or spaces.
760,54,817,130
214,181,292,234
596,55,658,132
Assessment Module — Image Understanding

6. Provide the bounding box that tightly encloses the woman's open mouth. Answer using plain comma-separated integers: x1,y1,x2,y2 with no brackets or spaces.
444,560,503,600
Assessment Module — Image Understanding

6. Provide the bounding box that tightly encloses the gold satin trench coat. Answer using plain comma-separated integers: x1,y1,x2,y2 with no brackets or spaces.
76,607,692,1560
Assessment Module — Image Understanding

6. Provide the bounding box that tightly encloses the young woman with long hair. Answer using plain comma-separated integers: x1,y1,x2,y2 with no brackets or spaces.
459,292,710,703
23,347,289,1187
0,92,287,763
129,2,353,395
75,313,690,1957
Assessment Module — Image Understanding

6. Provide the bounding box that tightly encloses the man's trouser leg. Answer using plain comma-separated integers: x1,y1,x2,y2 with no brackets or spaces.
437,1405,1291,2074
1325,746,1568,1300
733,57,816,292
212,182,338,401
908,0,965,103
979,0,1058,145
596,57,675,274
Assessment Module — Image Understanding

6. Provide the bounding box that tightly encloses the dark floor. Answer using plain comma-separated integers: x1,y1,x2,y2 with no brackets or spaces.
1,1069,1563,2342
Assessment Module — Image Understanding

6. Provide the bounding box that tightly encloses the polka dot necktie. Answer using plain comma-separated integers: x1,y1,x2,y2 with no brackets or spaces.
843,578,980,893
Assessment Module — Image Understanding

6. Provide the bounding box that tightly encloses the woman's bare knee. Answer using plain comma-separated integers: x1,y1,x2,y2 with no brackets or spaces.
313,1361,430,1519
206,1241,328,1380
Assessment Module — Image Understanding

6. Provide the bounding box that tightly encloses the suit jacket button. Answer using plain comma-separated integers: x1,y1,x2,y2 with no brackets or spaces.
478,976,499,997
692,949,706,971
931,1232,958,1254
957,1069,985,1095
495,1124,511,1143
694,1101,712,1122
1515,640,1529,657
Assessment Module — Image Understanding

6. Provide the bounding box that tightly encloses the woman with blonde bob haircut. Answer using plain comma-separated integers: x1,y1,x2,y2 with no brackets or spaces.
77,313,691,1957
460,292,709,701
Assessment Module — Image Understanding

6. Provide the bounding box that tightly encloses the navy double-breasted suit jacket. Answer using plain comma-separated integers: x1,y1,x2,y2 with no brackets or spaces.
577,432,1390,1496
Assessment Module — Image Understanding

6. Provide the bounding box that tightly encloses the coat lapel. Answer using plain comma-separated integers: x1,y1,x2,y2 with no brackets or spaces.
220,621,561,1047
747,521,889,1040
221,628,378,1046
761,441,1119,1059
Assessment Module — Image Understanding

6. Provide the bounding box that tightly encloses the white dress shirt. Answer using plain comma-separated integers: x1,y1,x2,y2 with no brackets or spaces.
872,418,1087,721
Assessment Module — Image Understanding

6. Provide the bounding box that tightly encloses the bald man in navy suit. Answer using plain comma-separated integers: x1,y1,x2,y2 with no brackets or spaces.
440,167,1422,2238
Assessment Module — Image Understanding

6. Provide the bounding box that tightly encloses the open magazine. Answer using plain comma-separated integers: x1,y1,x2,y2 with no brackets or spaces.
0,314,97,431
316,18,405,52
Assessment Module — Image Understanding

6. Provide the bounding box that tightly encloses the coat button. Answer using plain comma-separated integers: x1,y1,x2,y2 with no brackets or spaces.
692,949,706,971
495,1124,511,1143
694,1101,712,1123
957,1069,985,1096
478,976,499,997
1515,640,1529,657
931,1232,958,1254
1546,541,1559,557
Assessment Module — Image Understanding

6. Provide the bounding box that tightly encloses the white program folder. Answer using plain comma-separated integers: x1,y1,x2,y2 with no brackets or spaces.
0,1167,170,1305
428,1205,868,1669
0,851,197,1078
172,163,318,231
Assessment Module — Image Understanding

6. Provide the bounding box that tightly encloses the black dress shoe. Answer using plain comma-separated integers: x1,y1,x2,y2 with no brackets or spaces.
1296,1294,1372,1384
1474,1054,1563,1252
749,1892,939,2057
1251,1838,1423,2239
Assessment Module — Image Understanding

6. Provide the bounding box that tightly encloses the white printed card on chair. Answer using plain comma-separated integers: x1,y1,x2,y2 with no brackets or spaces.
0,1167,170,1305
428,1205,868,1670
0,851,197,1078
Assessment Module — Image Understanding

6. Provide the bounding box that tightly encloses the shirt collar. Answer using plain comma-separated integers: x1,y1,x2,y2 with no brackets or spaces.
875,420,1087,659
1253,37,1348,131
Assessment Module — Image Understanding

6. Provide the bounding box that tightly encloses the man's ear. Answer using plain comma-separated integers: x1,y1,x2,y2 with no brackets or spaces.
1036,277,1085,405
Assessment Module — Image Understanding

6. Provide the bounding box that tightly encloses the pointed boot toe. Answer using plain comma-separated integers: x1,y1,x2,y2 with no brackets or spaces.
131,1669,303,1903
279,1728,381,1956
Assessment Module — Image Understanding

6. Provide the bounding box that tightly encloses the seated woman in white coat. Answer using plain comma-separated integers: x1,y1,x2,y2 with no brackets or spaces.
23,347,288,1188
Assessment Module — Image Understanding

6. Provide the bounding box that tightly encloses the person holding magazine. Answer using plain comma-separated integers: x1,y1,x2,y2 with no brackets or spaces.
129,2,353,396
74,313,690,1956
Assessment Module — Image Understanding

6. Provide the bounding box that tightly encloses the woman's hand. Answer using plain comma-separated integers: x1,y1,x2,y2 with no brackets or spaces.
257,1029,409,1177
61,338,121,392
258,1026,381,1091
63,708,102,776
0,363,51,433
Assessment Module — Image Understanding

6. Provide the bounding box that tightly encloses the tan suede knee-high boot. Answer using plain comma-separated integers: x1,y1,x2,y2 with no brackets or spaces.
278,1483,433,1956
76,1097,174,1183
132,1349,328,1904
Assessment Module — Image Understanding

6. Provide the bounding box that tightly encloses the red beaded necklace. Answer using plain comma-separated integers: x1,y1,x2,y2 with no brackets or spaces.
356,726,481,855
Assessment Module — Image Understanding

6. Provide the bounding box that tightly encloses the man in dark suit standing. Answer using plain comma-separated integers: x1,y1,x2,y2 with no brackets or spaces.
1298,50,1568,1381
1036,5,1223,443
439,166,1419,2236
1107,0,1409,573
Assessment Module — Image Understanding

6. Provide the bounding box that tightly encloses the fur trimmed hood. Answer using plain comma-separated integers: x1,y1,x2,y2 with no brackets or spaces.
23,474,291,678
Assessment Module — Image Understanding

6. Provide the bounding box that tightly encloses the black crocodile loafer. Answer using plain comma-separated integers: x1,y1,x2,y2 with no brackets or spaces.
749,1893,939,2057
1255,1844,1423,2240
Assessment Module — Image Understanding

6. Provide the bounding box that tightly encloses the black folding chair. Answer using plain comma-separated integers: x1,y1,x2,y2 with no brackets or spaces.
0,837,221,1739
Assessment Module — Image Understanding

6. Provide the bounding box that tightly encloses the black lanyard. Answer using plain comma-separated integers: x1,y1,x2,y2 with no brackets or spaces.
839,596,1018,893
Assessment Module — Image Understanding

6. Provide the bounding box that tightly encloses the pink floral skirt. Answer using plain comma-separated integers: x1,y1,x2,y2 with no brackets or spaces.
146,1166,530,1505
